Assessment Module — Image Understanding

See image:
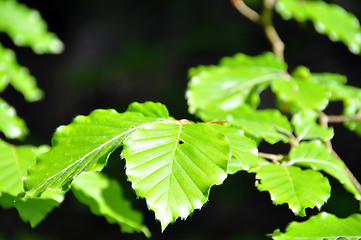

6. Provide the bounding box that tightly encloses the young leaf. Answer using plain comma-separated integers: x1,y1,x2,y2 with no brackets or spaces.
0,0,64,54
126,101,170,119
256,164,330,216
0,140,63,227
288,141,361,202
186,52,287,115
72,172,150,237
200,105,292,144
271,212,361,240
276,0,361,54
122,122,230,230
209,124,259,173
0,98,28,139
291,110,334,141
24,110,155,198
0,44,43,101
271,77,330,111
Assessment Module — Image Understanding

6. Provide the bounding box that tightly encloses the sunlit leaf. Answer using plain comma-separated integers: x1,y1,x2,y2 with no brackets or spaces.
24,110,155,197
0,98,28,139
271,212,361,240
186,52,287,115
271,76,330,111
276,0,361,54
288,141,361,202
200,105,292,144
209,124,259,173
256,164,330,216
126,101,170,119
0,44,43,101
0,140,63,227
123,122,230,230
72,172,150,237
0,0,64,54
291,110,333,141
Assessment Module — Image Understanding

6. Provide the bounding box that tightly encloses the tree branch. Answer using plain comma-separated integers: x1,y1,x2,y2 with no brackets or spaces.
231,0,260,23
258,152,285,164
262,0,285,61
318,111,361,196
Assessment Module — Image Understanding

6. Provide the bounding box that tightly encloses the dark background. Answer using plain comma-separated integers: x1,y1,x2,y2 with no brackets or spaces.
1,0,361,239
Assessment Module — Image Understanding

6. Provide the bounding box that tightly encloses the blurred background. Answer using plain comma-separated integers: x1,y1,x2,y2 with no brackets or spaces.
1,0,361,239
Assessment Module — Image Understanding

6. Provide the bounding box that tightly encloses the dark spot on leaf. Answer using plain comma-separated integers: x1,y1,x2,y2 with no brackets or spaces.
178,140,184,145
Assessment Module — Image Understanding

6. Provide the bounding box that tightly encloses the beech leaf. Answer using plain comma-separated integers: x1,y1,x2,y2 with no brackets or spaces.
276,0,361,54
0,44,43,101
0,0,64,54
209,124,259,173
256,164,330,216
271,212,361,240
123,122,230,230
288,141,361,202
186,52,287,115
200,105,292,144
0,139,63,227
0,98,28,139
24,110,155,197
72,172,150,237
292,110,334,141
126,101,170,119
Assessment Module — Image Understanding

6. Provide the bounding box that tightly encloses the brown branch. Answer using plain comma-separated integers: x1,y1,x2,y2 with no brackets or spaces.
318,111,361,197
327,109,361,123
262,0,285,61
231,0,261,23
258,152,285,164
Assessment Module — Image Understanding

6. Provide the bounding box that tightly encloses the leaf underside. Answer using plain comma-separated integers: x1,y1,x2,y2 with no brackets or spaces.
72,172,150,237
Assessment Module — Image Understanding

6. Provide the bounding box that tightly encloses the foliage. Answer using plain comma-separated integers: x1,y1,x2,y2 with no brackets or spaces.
1,0,361,239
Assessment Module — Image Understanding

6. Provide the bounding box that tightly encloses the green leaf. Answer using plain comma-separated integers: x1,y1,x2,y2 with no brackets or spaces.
256,164,330,216
186,52,287,115
311,72,361,104
200,105,292,144
209,124,259,173
24,110,155,197
0,43,43,101
0,98,28,139
126,101,170,119
0,140,63,227
0,139,42,196
271,212,361,240
271,76,330,111
72,172,150,237
288,141,361,202
276,0,361,54
343,100,361,136
0,190,64,228
123,122,230,230
0,0,64,54
291,110,334,141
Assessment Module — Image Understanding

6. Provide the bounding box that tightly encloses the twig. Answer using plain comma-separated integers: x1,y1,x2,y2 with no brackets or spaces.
258,152,285,164
231,0,260,23
327,109,361,123
262,0,285,61
318,111,361,196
